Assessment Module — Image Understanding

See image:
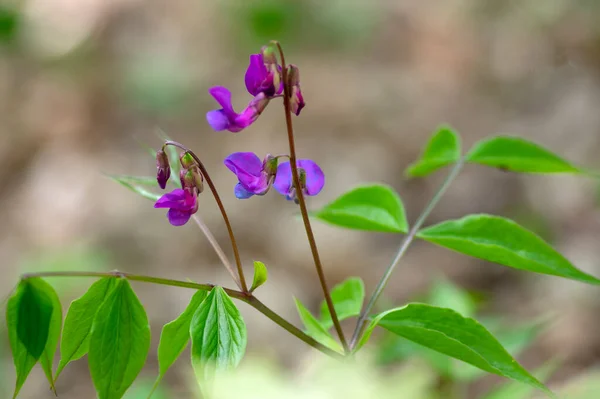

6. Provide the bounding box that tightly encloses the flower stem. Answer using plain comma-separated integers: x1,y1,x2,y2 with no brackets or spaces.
164,141,248,293
20,270,342,358
349,159,465,349
273,41,349,354
191,214,240,288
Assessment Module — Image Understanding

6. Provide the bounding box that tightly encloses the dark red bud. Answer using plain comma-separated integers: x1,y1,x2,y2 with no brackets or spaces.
156,150,170,189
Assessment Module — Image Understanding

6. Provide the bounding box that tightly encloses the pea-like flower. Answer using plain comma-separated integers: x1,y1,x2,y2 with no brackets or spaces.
245,50,282,97
224,152,277,199
206,87,269,133
154,188,198,226
156,150,171,189
274,160,324,202
287,65,305,116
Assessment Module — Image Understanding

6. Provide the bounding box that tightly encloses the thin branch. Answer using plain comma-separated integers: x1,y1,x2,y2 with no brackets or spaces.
191,214,240,288
349,159,465,349
272,41,348,353
164,141,248,293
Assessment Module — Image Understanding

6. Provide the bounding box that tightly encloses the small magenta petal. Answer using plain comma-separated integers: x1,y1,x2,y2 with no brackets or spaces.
154,189,186,208
234,183,255,199
273,161,292,197
208,86,236,116
167,208,192,226
298,159,325,196
245,54,267,96
206,110,231,131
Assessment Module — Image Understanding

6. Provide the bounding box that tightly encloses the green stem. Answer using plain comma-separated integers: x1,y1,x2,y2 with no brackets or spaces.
164,141,248,293
273,41,349,353
349,159,465,349
20,270,341,358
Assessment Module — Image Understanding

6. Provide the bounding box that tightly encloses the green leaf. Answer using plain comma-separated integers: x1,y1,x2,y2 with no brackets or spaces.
417,214,600,285
6,278,59,399
466,136,581,174
427,277,476,318
320,277,364,329
108,174,161,202
190,287,247,382
89,279,151,399
56,278,117,380
406,125,462,177
313,184,408,233
295,298,343,353
363,304,553,396
482,361,559,399
152,290,208,392
39,281,62,394
250,261,268,292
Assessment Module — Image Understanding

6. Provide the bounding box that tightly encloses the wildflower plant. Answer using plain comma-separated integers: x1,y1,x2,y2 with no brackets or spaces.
5,41,600,399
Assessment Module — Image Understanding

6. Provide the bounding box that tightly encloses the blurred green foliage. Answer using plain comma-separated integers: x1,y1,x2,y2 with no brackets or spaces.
0,5,19,45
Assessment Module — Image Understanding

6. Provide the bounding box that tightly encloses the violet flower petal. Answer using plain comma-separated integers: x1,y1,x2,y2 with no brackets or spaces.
208,86,236,117
206,110,231,131
167,208,193,226
298,159,324,196
234,183,255,199
273,161,292,198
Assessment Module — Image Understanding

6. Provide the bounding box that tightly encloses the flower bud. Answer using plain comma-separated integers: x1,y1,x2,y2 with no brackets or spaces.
261,45,278,66
156,150,170,189
180,152,196,169
287,65,305,116
180,166,204,194
262,154,278,177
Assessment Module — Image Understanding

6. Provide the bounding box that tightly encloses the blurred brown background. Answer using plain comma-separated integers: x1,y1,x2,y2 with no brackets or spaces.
1,0,600,398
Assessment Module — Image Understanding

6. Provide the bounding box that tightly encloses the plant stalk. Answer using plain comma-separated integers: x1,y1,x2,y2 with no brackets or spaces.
20,271,341,358
165,141,248,293
273,41,349,353
349,159,465,349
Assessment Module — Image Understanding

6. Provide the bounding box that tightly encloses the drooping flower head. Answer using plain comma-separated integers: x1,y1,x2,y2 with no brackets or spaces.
224,152,277,199
206,87,269,133
154,188,198,226
245,47,283,98
287,64,305,116
156,150,170,189
274,159,324,202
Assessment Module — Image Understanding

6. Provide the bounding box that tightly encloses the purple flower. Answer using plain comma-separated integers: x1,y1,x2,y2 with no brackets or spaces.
274,160,324,201
224,152,275,199
206,87,269,133
245,52,282,97
154,188,198,226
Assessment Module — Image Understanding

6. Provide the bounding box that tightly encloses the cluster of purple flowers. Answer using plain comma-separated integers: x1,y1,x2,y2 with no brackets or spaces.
154,45,322,226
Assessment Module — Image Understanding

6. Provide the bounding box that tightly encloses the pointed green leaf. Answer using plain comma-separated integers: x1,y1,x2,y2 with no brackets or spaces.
56,278,117,380
39,281,62,394
482,361,558,399
417,214,600,284
427,277,476,318
6,278,58,398
363,304,554,397
89,279,151,399
250,261,268,292
466,136,581,174
295,298,343,353
320,277,364,329
313,184,408,233
190,287,247,382
109,175,161,202
406,125,461,177
152,290,208,391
